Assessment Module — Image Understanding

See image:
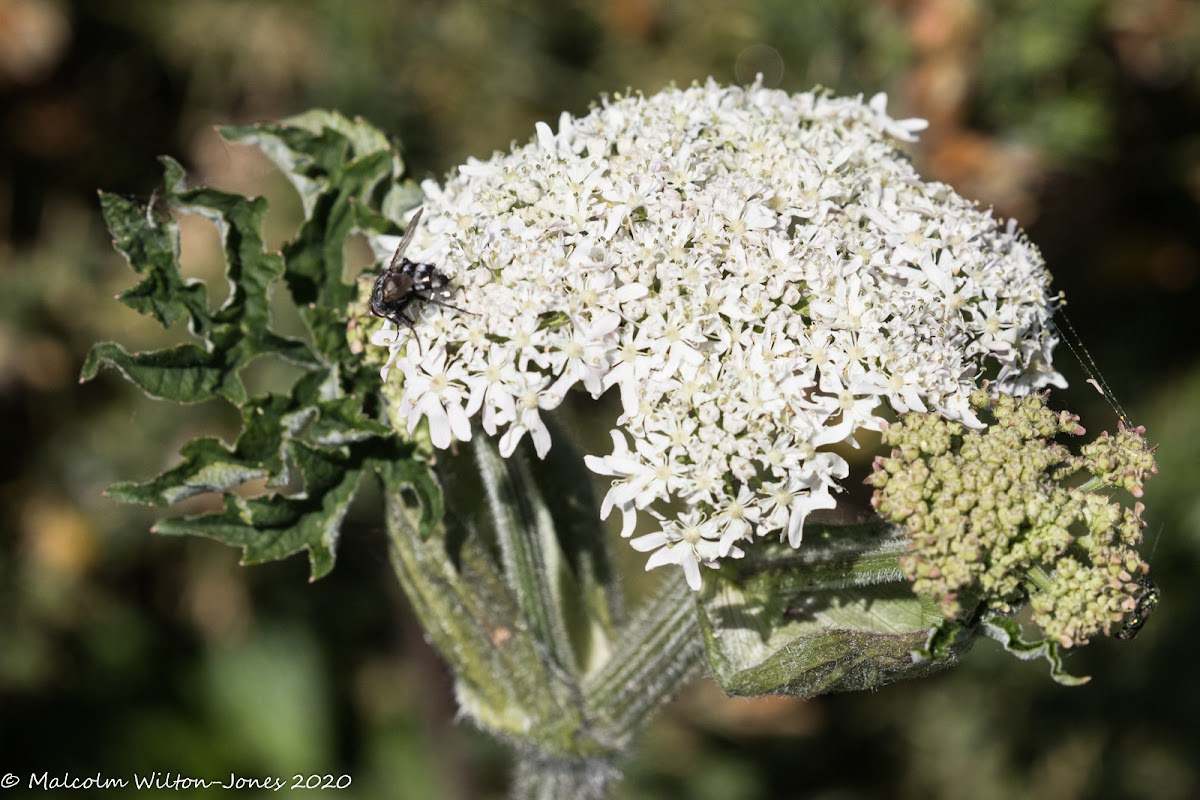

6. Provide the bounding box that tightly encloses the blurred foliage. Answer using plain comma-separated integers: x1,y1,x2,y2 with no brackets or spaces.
1,0,1197,797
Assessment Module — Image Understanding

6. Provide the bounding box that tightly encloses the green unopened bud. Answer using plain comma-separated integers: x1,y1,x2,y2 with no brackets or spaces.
869,391,1158,650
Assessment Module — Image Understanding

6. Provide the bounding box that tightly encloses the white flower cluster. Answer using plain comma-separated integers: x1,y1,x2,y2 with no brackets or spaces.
368,79,1065,590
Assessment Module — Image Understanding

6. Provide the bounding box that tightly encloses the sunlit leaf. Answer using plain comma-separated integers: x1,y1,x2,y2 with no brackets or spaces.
86,116,436,580
698,527,970,697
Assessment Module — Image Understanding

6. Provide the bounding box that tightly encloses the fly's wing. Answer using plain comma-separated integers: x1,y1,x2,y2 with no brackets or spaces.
386,207,425,271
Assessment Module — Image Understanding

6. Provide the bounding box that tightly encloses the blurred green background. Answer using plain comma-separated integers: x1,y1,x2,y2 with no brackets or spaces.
2,1,1198,798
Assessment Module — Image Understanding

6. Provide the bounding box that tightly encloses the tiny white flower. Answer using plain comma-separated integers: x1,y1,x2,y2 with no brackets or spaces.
401,347,472,449
497,372,558,458
631,510,742,590
758,474,840,548
713,484,760,555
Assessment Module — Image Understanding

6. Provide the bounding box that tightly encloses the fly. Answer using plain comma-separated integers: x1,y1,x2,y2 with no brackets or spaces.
369,208,471,347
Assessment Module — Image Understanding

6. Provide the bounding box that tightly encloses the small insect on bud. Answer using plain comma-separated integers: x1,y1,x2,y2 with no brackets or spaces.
1114,576,1159,641
369,208,472,349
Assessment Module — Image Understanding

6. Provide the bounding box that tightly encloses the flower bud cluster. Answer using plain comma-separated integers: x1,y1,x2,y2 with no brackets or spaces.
867,391,1157,647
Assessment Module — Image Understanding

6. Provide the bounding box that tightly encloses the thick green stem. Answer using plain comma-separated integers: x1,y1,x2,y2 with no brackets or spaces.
510,750,620,800
510,572,703,798
584,570,704,742
380,447,706,799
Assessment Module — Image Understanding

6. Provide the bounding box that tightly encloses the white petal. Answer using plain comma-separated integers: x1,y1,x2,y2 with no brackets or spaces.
535,120,555,151
528,414,553,458
644,544,683,570
497,425,525,458
447,402,473,443
617,501,639,538
630,532,670,552
422,401,451,449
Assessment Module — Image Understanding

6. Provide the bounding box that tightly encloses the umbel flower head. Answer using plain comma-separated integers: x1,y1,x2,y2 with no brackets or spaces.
361,78,1066,590
867,391,1158,648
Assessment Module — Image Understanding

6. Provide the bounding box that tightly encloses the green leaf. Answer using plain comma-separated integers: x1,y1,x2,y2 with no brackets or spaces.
436,432,620,681
155,471,354,581
86,157,318,401
382,460,588,743
916,617,975,663
519,423,622,675
223,113,417,365
222,110,399,218
81,342,245,404
153,437,423,580
108,437,268,506
107,375,387,507
978,612,1091,686
89,114,431,580
698,525,970,698
100,190,209,333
